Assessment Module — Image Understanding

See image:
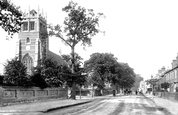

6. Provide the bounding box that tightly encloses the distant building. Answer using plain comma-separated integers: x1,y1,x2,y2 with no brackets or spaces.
16,9,65,75
139,81,147,93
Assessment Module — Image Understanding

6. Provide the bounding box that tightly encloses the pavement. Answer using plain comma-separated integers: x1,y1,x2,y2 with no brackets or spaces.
145,94,178,115
0,96,97,114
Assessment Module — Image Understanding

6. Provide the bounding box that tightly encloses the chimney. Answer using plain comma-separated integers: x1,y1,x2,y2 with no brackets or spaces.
158,69,161,74
172,59,177,68
176,53,178,66
28,6,30,17
161,66,166,73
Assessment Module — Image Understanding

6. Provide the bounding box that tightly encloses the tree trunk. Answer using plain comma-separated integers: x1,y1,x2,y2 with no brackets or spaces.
71,81,76,99
80,85,81,99
116,83,119,94
152,84,154,95
92,84,94,97
71,47,76,99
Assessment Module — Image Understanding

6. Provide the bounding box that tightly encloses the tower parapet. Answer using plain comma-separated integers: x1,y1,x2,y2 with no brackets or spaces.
22,9,47,23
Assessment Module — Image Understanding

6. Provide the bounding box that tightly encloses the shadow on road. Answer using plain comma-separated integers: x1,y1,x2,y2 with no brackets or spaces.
109,101,125,115
41,101,92,113
142,94,172,115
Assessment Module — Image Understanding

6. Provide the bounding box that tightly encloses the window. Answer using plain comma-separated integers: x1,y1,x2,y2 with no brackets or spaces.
171,72,172,79
23,22,28,31
40,23,43,31
26,37,30,44
30,21,35,31
43,25,45,30
23,54,33,75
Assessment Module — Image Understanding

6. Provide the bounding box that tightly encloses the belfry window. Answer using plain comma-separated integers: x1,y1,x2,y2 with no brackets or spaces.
30,21,35,31
26,37,30,44
23,22,28,31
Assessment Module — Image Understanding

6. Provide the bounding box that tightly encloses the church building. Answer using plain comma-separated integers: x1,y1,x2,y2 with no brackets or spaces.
16,9,65,75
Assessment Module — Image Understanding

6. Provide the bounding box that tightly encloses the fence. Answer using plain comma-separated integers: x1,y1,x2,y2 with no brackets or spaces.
0,86,67,106
155,92,178,101
75,88,114,96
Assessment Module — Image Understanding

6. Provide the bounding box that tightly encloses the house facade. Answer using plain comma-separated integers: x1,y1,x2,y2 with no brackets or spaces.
158,55,178,92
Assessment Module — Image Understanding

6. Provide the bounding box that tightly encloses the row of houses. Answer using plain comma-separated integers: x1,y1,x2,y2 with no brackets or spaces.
154,54,178,93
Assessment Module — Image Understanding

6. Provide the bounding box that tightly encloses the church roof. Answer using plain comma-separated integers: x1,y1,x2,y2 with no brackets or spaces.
48,51,66,65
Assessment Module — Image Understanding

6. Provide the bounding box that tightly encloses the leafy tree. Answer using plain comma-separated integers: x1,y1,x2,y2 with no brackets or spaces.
49,1,104,99
0,0,23,36
146,78,159,92
33,58,65,87
3,57,31,86
117,63,136,89
62,53,86,88
84,53,136,94
146,78,159,85
58,64,73,87
30,72,48,89
0,75,3,85
62,53,83,73
132,74,143,91
161,82,170,91
84,53,118,94
107,62,123,88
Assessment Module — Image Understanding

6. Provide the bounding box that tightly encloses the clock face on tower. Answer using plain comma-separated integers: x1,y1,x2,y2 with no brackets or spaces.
26,46,30,51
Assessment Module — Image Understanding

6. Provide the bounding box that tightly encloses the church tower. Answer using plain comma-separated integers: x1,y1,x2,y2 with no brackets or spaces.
16,8,49,75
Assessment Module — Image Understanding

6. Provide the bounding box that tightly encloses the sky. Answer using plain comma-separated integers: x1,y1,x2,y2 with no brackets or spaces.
0,0,178,80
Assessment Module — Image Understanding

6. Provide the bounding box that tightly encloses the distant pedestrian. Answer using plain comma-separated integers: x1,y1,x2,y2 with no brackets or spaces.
135,90,138,95
113,90,116,97
153,91,155,96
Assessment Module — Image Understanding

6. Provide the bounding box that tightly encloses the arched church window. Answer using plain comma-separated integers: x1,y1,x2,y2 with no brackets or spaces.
26,37,30,44
22,54,33,75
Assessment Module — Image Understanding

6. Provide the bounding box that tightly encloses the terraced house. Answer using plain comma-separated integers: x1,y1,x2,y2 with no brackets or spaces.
158,55,178,92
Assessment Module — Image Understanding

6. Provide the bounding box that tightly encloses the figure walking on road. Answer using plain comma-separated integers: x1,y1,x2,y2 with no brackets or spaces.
113,90,116,97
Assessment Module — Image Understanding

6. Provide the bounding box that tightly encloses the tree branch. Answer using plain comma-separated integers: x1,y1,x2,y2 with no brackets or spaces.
55,33,72,47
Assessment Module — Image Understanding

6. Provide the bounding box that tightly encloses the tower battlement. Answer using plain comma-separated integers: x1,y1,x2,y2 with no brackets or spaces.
22,9,47,23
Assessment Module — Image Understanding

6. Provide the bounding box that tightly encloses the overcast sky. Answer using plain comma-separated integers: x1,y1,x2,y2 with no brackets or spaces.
0,0,178,80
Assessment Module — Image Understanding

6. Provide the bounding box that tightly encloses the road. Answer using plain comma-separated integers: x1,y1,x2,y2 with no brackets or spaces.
45,95,172,115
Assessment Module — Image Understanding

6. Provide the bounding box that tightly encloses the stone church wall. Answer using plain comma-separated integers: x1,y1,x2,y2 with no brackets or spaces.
0,86,67,106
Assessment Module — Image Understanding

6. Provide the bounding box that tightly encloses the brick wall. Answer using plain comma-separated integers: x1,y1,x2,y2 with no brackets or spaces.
156,92,178,101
